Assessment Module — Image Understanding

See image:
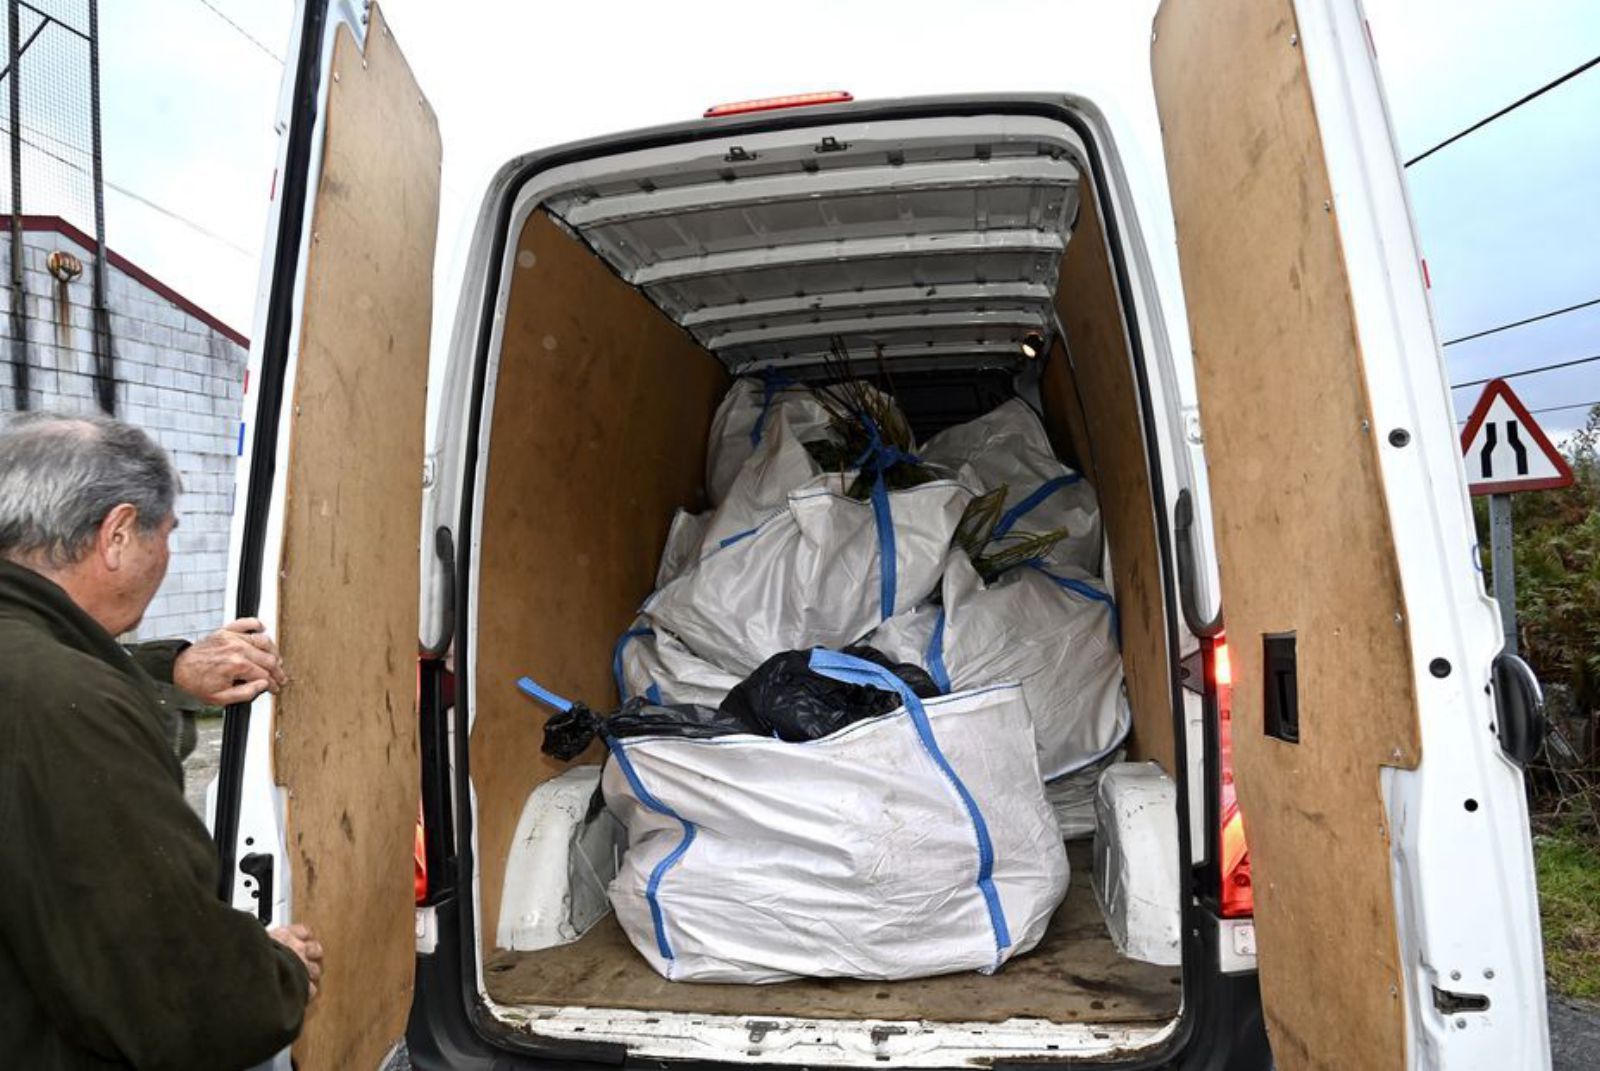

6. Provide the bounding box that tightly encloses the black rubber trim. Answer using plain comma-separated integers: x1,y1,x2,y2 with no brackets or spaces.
417,656,458,902
1176,489,1224,638
422,94,1268,1069
212,0,329,903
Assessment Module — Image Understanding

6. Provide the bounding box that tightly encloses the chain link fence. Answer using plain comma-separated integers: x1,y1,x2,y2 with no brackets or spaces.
2,0,111,412
1,0,96,223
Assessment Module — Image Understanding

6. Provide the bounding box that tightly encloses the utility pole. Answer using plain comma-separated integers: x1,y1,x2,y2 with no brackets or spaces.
1487,493,1517,656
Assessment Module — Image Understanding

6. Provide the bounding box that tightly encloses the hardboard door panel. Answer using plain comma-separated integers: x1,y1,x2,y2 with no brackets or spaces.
272,6,439,1067
1152,0,1422,1066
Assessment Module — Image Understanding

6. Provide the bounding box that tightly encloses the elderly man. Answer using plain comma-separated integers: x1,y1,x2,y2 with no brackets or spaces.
0,411,322,1069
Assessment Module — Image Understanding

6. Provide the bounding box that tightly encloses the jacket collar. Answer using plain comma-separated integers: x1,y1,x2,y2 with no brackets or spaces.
0,557,145,685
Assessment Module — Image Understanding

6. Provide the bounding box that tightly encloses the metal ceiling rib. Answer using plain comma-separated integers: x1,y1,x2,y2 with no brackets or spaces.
708,309,1049,350
562,156,1074,229
547,122,1080,372
678,281,1057,329
628,229,1066,287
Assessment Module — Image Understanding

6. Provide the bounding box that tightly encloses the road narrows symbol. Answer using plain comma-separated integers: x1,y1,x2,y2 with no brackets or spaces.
1480,422,1497,479
1506,420,1528,475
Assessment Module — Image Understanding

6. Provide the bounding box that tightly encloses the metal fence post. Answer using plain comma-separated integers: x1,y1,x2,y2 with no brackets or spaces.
6,0,29,411
87,0,112,414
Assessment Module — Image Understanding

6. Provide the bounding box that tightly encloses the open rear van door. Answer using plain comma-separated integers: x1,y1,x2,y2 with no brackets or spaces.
217,2,439,1067
1153,0,1548,1067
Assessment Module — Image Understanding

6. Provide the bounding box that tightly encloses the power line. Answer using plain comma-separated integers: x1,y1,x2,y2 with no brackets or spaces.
1530,400,1600,418
1457,398,1600,424
1452,352,1600,391
192,0,284,65
2,122,255,257
1405,53,1600,167
104,179,254,258
1443,296,1600,347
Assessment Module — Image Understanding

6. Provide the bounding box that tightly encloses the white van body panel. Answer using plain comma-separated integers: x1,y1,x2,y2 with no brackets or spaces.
1294,1,1548,1064
220,0,368,924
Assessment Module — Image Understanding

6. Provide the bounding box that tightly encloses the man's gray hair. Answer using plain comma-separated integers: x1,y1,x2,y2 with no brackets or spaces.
0,411,181,567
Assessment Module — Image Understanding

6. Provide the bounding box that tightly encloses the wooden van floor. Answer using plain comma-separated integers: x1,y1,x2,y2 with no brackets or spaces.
483,841,1181,1024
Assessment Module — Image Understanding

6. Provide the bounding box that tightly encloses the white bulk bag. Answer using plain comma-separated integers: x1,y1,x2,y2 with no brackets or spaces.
614,618,741,708
1093,763,1182,966
1045,750,1124,840
655,509,711,589
871,552,1129,781
602,650,1069,983
704,376,833,506
919,398,1103,575
697,410,822,556
644,477,974,674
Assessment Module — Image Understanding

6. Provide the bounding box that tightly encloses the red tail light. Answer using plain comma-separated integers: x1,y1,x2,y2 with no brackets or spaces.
415,659,429,905
414,807,429,904
1214,639,1254,918
704,91,853,118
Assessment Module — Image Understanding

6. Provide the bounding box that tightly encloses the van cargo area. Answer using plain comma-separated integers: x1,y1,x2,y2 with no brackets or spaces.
458,112,1193,1064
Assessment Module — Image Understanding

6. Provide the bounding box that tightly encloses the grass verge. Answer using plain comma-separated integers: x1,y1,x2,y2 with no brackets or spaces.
1536,821,1600,1002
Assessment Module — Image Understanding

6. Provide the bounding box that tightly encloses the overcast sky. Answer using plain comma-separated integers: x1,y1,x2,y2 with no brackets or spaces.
26,0,1600,437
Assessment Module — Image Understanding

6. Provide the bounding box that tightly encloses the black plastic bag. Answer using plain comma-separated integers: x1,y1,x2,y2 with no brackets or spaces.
719,645,940,743
541,697,748,759
536,645,938,759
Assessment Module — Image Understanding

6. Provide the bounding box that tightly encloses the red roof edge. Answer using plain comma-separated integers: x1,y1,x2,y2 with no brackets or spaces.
17,215,250,349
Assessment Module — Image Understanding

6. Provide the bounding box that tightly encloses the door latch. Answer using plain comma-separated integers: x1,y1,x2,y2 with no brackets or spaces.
238,852,275,925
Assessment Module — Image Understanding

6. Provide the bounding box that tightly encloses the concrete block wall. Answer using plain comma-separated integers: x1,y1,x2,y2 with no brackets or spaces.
1,224,247,643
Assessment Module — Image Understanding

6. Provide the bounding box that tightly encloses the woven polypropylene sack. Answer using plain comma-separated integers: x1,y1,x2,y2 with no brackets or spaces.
603,665,1068,983
919,399,1103,575
616,619,742,709
643,477,974,674
704,377,833,506
872,552,1129,781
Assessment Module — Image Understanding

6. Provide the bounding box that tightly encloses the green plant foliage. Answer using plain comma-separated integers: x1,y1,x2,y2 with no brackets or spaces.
1534,820,1600,1001
1485,406,1600,721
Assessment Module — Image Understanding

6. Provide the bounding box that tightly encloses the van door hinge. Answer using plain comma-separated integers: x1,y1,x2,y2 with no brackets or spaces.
1179,649,1204,695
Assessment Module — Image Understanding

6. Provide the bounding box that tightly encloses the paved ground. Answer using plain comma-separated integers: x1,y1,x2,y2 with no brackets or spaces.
186,719,1600,1065
1551,993,1600,1070
182,717,224,817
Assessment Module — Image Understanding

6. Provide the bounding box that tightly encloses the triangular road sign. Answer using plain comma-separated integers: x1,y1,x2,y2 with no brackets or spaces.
1459,378,1575,496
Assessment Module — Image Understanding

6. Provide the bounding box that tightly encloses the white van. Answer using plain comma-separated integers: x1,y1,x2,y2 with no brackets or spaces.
215,1,1553,1067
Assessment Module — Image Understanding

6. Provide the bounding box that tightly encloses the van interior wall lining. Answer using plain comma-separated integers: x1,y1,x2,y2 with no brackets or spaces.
1042,189,1175,775
469,209,729,957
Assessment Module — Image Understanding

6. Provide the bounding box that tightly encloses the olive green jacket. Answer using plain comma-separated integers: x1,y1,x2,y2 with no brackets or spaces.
0,558,308,1069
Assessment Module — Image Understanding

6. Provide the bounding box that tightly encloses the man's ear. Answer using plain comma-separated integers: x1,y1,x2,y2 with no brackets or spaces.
97,503,141,572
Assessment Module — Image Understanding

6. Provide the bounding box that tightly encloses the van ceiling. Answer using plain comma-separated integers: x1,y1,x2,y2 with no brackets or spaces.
543,127,1080,373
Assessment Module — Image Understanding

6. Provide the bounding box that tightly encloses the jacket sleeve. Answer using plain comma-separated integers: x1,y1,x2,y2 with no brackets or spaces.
0,674,309,1070
123,639,191,685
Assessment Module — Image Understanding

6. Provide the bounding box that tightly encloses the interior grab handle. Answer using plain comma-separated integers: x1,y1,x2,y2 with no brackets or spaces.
1490,653,1546,767
1175,489,1223,638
